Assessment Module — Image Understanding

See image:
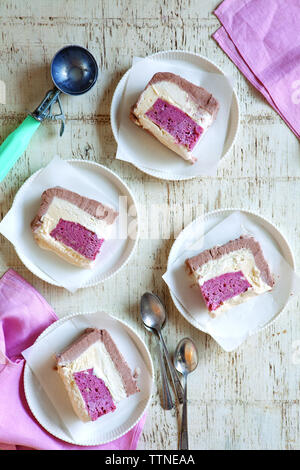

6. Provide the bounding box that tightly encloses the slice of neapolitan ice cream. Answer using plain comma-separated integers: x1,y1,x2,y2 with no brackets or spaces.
55,328,140,422
31,187,118,268
185,236,274,317
130,72,219,163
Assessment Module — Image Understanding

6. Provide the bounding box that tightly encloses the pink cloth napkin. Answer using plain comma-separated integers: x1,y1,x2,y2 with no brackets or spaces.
0,269,146,450
213,0,300,138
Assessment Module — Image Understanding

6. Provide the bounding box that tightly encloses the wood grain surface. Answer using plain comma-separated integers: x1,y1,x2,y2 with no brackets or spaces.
0,0,299,450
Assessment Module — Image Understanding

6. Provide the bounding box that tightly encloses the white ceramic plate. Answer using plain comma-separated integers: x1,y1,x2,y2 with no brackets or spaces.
23,311,154,446
167,208,295,337
11,160,139,288
111,50,239,180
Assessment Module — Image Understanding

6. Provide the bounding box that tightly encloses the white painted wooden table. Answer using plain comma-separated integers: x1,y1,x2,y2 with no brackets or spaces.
0,0,300,450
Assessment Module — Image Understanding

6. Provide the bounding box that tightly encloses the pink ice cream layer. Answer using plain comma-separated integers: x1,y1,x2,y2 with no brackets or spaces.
145,98,203,150
200,270,252,312
50,218,104,260
73,368,116,421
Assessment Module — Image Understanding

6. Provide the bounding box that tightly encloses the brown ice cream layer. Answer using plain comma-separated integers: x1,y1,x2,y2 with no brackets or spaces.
186,236,274,287
31,186,118,232
56,327,139,397
131,72,219,120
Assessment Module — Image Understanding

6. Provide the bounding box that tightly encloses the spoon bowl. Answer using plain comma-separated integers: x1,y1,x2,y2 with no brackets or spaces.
140,292,166,331
174,338,199,377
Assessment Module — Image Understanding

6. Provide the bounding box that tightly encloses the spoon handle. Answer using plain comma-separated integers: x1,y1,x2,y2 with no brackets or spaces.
179,375,189,450
158,332,184,404
156,337,174,410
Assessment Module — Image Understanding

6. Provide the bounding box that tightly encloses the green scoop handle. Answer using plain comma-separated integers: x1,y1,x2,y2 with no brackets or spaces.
0,115,41,182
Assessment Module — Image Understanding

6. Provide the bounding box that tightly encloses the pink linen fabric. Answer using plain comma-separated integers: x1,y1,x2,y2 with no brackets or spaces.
0,269,145,450
213,0,300,138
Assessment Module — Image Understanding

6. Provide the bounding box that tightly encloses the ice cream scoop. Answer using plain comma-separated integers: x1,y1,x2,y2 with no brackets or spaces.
0,45,98,182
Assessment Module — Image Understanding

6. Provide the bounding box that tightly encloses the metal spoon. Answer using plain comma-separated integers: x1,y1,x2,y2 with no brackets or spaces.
145,322,174,410
174,338,199,450
140,293,173,409
140,292,184,405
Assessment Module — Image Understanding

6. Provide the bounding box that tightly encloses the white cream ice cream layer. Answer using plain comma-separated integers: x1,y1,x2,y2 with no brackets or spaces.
38,196,112,238
58,341,127,422
193,248,272,317
33,197,113,268
134,81,213,163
